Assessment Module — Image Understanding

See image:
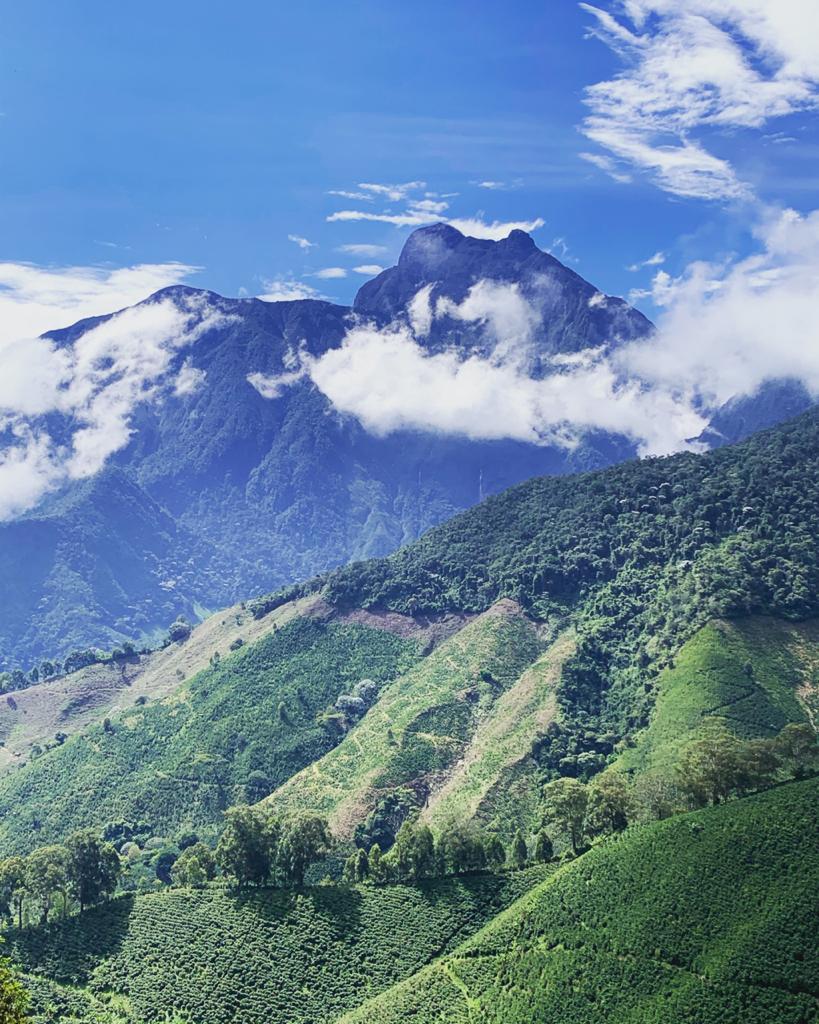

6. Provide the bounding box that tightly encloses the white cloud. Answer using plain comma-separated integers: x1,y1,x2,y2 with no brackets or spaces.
288,234,317,250
247,369,305,399
337,244,388,257
357,181,426,201
0,261,198,347
474,180,507,190
327,190,375,201
579,152,633,184
313,267,348,279
174,359,207,396
327,209,434,228
579,1,819,199
628,251,666,272
445,216,545,240
0,293,231,518
305,322,701,455
621,205,819,406
257,278,324,302
352,264,384,276
435,280,539,368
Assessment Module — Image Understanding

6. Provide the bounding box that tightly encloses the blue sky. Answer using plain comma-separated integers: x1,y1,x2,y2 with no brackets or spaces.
3,0,816,313
2,1,819,518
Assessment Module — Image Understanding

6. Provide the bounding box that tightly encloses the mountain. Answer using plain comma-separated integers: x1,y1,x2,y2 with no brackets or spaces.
1,408,818,1023
0,226,653,670
0,408,817,857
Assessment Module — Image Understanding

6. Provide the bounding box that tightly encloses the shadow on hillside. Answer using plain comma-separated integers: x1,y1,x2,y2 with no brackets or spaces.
234,884,364,937
6,894,135,981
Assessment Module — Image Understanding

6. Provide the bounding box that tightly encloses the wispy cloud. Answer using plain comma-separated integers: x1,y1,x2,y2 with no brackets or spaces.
337,243,389,257
579,1,819,199
446,216,545,240
357,181,426,201
352,265,384,275
313,267,348,279
288,234,317,250
257,278,324,301
628,251,666,272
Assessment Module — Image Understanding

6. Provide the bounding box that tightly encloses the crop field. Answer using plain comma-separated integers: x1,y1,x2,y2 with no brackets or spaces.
0,617,420,854
267,601,542,836
9,866,552,1024
343,777,819,1024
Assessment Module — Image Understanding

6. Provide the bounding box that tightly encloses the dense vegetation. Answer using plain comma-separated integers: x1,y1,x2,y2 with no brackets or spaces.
8,866,551,1024
0,618,418,855
343,777,819,1024
310,410,819,750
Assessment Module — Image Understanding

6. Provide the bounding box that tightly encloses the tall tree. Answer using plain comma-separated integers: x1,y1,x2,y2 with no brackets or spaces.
66,830,121,912
0,954,28,1024
586,771,634,837
534,829,553,863
0,860,25,930
510,830,528,869
542,778,589,855
277,814,332,887
25,846,69,924
216,806,279,888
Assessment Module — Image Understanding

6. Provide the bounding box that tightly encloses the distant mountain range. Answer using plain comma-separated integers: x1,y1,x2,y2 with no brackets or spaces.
0,224,811,668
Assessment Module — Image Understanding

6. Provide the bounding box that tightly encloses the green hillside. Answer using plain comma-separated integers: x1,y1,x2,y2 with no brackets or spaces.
267,600,542,836
0,616,419,854
8,866,552,1024
343,777,819,1024
618,616,819,775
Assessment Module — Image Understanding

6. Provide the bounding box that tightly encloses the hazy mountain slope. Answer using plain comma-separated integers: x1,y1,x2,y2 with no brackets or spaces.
0,226,646,670
342,778,819,1024
9,867,552,1024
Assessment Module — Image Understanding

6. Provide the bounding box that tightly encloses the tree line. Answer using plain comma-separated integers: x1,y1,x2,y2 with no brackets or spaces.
0,830,120,928
540,721,819,854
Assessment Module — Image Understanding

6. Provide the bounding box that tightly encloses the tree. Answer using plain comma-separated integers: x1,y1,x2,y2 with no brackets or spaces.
342,848,369,885
216,806,279,888
510,830,528,869
0,859,26,929
391,820,435,881
773,723,818,780
25,845,69,923
172,843,216,888
542,778,588,855
0,955,28,1023
676,725,748,806
534,829,553,863
66,830,121,911
277,814,332,887
437,824,486,875
586,771,634,837
368,844,384,884
484,834,506,870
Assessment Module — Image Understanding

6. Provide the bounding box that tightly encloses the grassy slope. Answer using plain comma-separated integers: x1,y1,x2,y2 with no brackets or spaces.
0,616,419,854
9,866,553,1024
0,595,311,774
343,778,819,1024
619,616,819,775
266,600,542,836
421,630,575,840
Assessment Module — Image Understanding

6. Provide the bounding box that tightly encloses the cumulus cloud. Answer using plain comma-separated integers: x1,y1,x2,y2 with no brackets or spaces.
352,264,385,275
0,261,198,347
0,293,230,518
288,234,317,250
622,205,819,406
174,359,207,396
446,216,546,240
580,1,819,199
